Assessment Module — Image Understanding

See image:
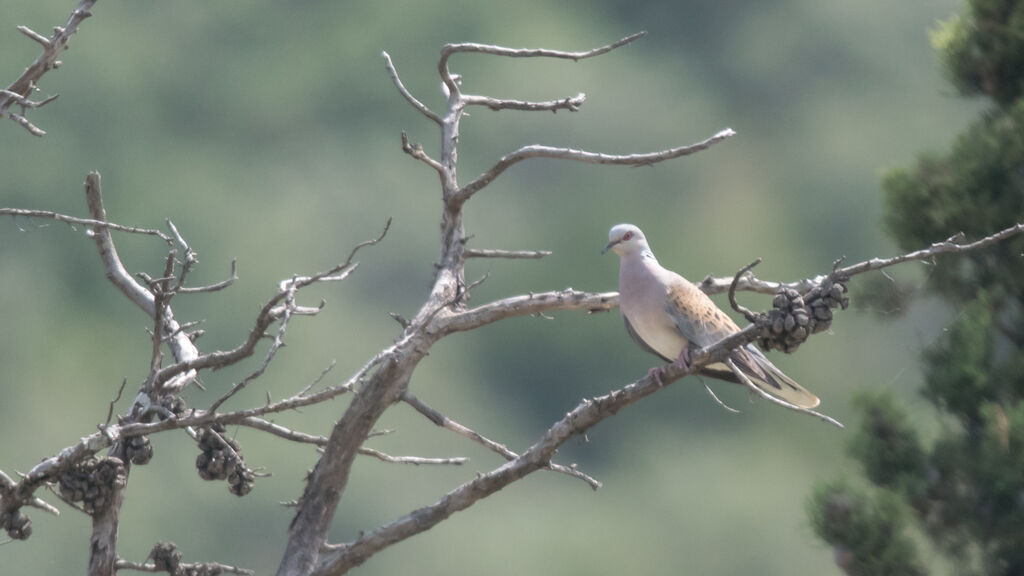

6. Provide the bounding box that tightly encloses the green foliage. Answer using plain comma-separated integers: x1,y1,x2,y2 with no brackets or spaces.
882,100,1024,302
849,392,927,501
921,293,993,424
921,402,1024,574
812,0,1024,574
807,482,927,576
931,0,1024,105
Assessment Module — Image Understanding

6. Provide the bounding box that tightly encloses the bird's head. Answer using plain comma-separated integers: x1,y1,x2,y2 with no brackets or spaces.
603,223,649,256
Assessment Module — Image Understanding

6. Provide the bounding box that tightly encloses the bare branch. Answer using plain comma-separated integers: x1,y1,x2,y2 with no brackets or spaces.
357,447,468,466
462,92,585,113
296,360,337,397
835,222,1024,277
463,248,552,259
82,173,200,393
177,259,237,294
5,111,45,136
700,222,1024,296
2,0,98,136
381,51,441,125
402,393,516,459
439,31,643,88
441,289,618,334
454,128,736,203
237,416,327,446
437,31,645,104
16,26,51,47
699,273,791,296
207,289,294,413
316,319,768,574
400,132,445,176
17,376,360,502
0,470,59,517
115,557,253,575
0,208,171,241
402,393,600,489
105,379,128,426
0,90,59,111
152,219,390,389
88,458,127,576
728,258,762,322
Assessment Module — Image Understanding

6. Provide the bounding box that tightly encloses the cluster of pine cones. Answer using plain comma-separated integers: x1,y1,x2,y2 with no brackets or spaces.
758,277,849,353
195,424,255,496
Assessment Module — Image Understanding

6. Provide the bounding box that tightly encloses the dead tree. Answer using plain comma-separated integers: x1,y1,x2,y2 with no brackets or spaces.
1,5,1022,576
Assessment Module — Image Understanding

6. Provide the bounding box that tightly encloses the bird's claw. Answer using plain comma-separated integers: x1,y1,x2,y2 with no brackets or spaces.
647,366,666,387
673,348,691,371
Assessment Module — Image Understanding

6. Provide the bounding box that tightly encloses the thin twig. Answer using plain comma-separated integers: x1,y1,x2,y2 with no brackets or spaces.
152,219,391,389
402,393,601,489
237,416,327,446
177,260,237,294
358,447,468,466
728,258,762,322
700,222,1024,296
105,379,128,426
402,393,516,458
208,281,298,413
437,32,645,106
297,360,337,397
0,208,171,242
700,379,741,414
401,131,445,176
381,51,442,125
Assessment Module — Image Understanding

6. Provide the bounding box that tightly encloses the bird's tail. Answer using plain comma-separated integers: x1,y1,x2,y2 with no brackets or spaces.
731,344,820,409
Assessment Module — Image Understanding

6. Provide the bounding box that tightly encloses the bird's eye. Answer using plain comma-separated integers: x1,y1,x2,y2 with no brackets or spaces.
623,232,633,240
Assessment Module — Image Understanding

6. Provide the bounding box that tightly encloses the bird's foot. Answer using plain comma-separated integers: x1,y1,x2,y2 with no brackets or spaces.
647,366,666,387
673,348,692,371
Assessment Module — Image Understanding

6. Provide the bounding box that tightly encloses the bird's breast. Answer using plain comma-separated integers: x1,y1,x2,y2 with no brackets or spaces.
619,277,687,360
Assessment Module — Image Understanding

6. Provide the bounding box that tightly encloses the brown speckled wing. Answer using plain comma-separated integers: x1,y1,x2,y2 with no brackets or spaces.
664,277,739,348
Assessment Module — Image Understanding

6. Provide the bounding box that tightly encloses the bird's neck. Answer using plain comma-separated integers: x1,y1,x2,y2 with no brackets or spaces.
621,249,661,279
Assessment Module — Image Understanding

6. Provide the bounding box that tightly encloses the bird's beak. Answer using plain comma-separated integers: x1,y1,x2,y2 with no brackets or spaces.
601,240,619,255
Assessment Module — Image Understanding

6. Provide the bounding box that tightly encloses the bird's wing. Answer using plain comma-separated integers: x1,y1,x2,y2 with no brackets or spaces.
664,276,738,348
664,275,820,408
626,315,747,385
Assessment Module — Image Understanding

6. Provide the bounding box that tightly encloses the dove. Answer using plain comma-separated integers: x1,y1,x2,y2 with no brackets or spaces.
603,223,820,409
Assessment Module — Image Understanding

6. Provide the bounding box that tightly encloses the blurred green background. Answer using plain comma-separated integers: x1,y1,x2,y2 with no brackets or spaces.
0,1,979,574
